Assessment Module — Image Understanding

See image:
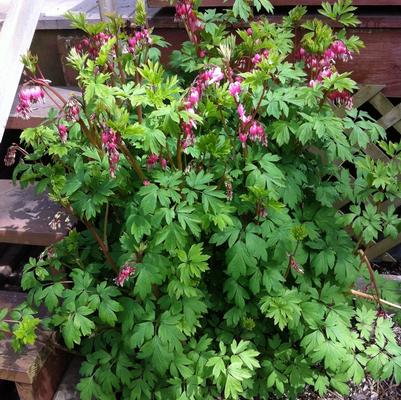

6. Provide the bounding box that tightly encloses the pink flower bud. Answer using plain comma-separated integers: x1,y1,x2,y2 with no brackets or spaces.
115,264,136,287
208,67,224,85
189,88,200,105
58,124,68,143
249,122,258,137
237,104,245,119
251,54,262,65
239,132,247,143
229,81,241,97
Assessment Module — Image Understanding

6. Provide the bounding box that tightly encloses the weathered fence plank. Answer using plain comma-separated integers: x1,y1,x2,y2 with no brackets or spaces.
0,0,44,141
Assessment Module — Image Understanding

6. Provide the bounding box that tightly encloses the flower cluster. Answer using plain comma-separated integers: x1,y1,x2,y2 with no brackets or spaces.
251,49,269,66
146,153,167,170
16,86,45,119
229,83,267,147
102,128,120,178
58,124,68,143
297,40,352,87
76,32,112,59
297,40,353,108
175,0,203,44
327,90,353,109
115,264,136,287
181,67,224,148
64,98,80,121
128,28,152,53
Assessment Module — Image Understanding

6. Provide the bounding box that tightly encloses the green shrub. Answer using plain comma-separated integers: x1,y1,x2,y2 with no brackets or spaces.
4,0,401,398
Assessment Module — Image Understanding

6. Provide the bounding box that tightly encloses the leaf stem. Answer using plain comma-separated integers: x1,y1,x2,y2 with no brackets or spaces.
103,202,109,251
176,134,183,171
350,289,401,311
119,143,145,180
251,82,267,120
358,249,382,309
83,218,118,273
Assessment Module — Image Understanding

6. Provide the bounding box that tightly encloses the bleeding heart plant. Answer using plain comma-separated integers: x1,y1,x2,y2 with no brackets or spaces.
4,0,401,398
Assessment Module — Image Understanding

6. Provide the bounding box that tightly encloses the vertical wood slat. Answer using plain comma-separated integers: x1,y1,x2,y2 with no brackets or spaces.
0,0,44,142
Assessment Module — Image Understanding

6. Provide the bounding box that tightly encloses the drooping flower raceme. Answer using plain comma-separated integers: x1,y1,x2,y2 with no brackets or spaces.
76,32,113,59
65,98,81,121
16,86,45,119
175,0,204,44
58,124,68,143
4,145,17,167
297,40,353,108
229,83,267,147
327,90,353,109
181,67,224,148
102,128,120,178
115,264,136,287
128,28,152,53
146,153,167,170
251,49,269,66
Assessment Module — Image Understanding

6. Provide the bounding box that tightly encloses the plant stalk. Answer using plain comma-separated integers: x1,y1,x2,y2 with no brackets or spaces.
350,289,401,311
83,218,118,273
358,249,382,308
119,142,145,180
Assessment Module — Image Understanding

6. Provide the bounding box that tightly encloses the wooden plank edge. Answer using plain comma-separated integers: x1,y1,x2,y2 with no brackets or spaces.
365,233,401,260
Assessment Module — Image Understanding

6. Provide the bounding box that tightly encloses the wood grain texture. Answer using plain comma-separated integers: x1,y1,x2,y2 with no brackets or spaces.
370,93,401,135
0,332,50,384
0,0,44,141
352,85,385,109
0,180,73,246
0,290,69,400
365,233,401,260
147,13,401,97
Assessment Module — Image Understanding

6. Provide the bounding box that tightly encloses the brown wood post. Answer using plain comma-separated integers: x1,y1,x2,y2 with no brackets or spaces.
16,383,35,400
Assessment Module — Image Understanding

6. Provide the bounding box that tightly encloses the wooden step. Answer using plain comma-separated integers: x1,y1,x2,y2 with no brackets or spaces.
53,357,81,400
0,290,70,400
0,180,73,246
6,87,80,130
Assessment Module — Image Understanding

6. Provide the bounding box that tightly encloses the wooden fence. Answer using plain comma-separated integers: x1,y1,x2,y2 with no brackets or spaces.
344,85,401,261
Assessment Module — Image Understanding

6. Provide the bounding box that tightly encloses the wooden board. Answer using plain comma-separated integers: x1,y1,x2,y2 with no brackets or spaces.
0,0,44,141
0,0,136,30
0,180,73,246
0,291,47,385
146,12,401,97
0,291,69,400
6,87,80,130
0,334,50,385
